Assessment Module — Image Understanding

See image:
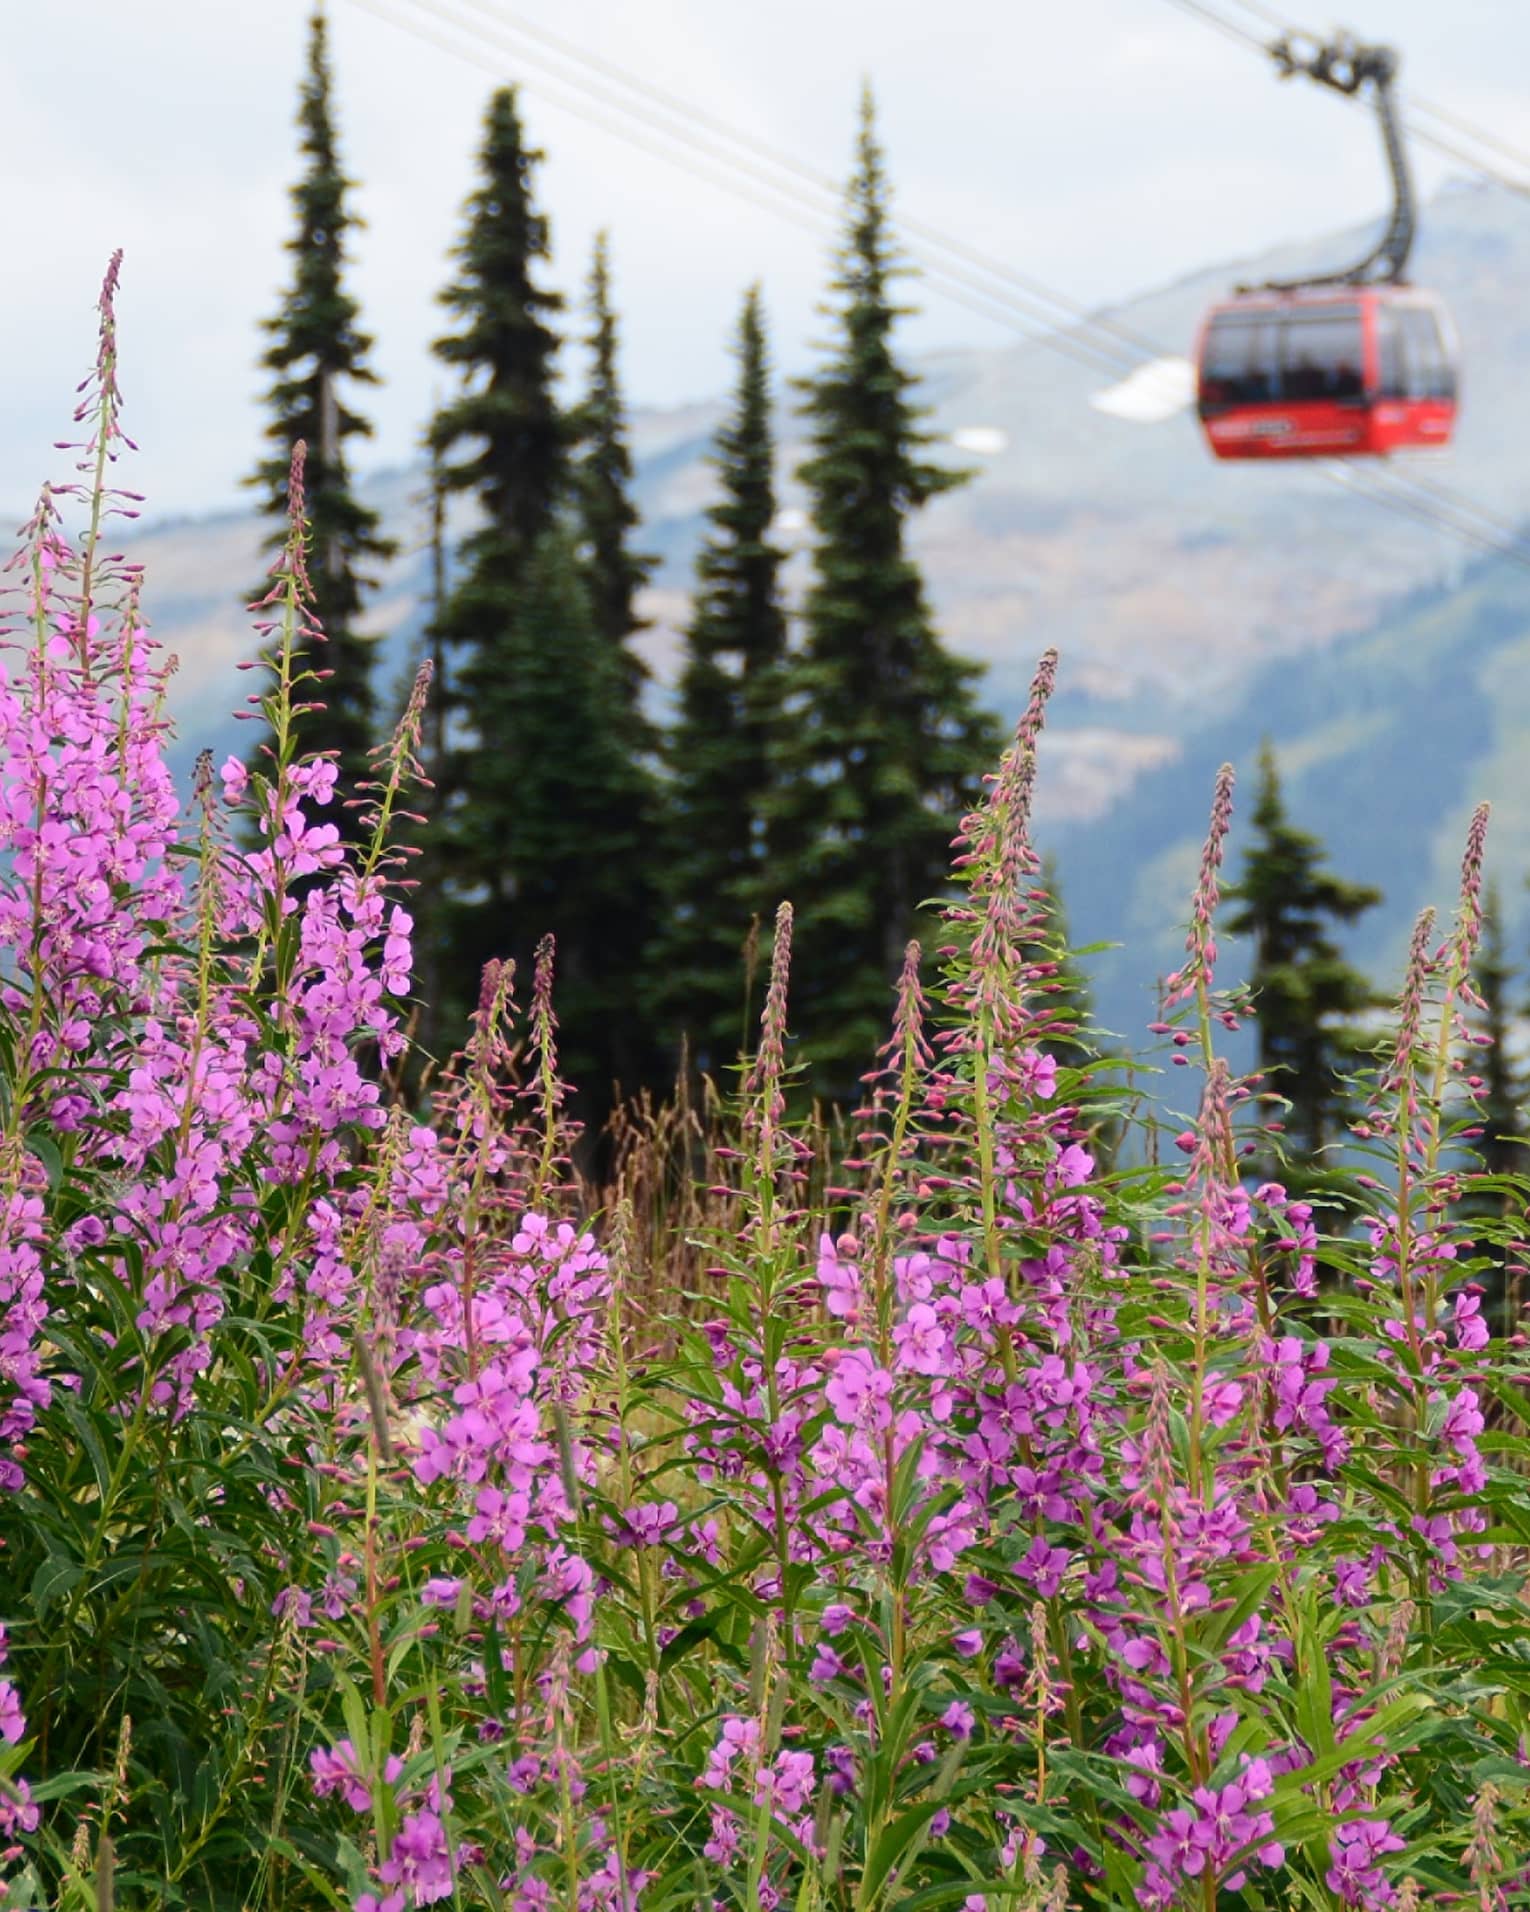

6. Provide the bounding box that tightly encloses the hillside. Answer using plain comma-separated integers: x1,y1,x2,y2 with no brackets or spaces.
1050,547,1530,1048
34,178,1530,1042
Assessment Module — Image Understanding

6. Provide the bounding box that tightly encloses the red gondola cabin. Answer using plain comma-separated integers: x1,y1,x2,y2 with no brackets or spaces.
1195,286,1458,460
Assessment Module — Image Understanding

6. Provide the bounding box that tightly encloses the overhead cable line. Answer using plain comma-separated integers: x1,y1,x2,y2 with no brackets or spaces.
436,0,1172,366
1210,0,1530,175
1157,0,1269,54
342,0,1530,573
1330,466,1526,564
346,0,1138,378
1157,0,1530,194
1361,464,1530,552
1405,94,1530,181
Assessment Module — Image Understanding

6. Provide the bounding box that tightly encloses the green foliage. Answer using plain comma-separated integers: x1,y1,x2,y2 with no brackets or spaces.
769,87,1003,1093
1476,883,1526,1181
1225,739,1383,1166
424,89,638,1078
574,231,657,723
1456,883,1528,1328
657,286,790,1076
1030,857,1100,1072
423,82,565,860
6,1173,330,1908
245,7,395,816
442,520,663,1100
428,87,566,582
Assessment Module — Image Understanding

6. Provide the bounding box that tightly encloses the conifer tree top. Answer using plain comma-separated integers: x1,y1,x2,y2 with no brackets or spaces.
772,87,999,1089
797,87,967,573
1225,739,1382,1160
434,88,560,355
245,3,392,807
430,86,565,538
657,282,789,1073
575,229,656,693
692,283,785,648
1475,881,1525,1148
582,233,626,458
834,86,905,315
1227,742,1383,958
260,8,374,388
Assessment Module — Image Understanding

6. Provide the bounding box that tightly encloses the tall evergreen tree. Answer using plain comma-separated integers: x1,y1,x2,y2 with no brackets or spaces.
247,6,394,811
425,92,662,1102
658,286,789,1074
770,89,1002,1090
1224,741,1382,1161
574,231,656,716
425,86,565,1033
428,86,565,682
447,520,661,1100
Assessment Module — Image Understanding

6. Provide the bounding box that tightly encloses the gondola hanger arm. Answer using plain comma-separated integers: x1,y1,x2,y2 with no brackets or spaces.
1249,27,1416,290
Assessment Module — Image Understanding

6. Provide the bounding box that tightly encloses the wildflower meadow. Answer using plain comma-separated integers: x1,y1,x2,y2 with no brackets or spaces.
4,265,1530,1912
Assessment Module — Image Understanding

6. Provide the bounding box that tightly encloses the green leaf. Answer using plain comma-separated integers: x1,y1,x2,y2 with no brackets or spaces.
23,1129,62,1190
336,1671,370,1768
30,1554,83,1618
1290,1588,1337,1759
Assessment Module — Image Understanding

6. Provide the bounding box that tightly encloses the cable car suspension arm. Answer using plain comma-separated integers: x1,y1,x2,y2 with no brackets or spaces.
1259,30,1416,288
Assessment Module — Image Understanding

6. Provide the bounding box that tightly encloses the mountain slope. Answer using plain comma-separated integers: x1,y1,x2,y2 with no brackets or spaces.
1048,546,1530,1049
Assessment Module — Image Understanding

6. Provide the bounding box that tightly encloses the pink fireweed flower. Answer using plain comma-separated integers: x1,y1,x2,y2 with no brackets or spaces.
1326,1817,1406,1906
701,1715,761,1792
1454,1289,1489,1351
309,1739,403,1813
892,1302,949,1376
1117,1731,1164,1809
0,1681,24,1745
824,1351,894,1432
754,1748,816,1816
704,1805,741,1865
378,1806,454,1904
219,755,248,804
817,1231,863,1321
1016,1535,1070,1599
940,1700,976,1740
810,1643,846,1683
614,1501,679,1548
1013,1048,1057,1099
0,1775,39,1838
1141,1758,1283,1906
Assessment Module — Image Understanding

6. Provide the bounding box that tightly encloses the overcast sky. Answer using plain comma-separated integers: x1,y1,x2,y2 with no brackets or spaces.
4,0,1526,518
